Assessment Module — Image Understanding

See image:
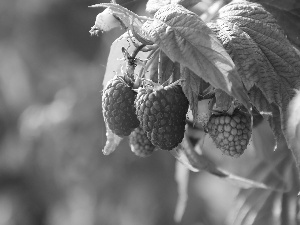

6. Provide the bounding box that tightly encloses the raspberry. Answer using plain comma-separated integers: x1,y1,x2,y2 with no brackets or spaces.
135,84,189,150
207,108,252,157
102,76,139,137
129,126,156,157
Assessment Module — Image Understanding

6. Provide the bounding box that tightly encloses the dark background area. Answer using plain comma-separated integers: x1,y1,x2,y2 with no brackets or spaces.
0,1,273,225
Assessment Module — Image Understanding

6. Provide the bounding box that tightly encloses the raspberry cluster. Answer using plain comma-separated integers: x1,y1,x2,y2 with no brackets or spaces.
102,76,140,137
207,108,252,157
135,85,189,150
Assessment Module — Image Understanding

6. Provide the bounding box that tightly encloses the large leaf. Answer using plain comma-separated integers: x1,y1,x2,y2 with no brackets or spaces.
141,4,251,109
208,1,300,172
250,0,300,48
215,1,300,109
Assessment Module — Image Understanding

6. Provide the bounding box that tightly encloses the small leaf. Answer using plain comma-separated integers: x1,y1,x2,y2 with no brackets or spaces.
174,161,190,223
102,123,123,155
141,4,251,109
146,50,176,84
181,67,209,122
103,33,150,87
215,89,234,112
248,86,284,144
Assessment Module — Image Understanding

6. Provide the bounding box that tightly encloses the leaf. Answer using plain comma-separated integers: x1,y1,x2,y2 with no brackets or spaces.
228,139,299,225
208,1,300,173
215,1,300,110
174,161,190,223
250,0,300,11
174,134,280,190
215,89,234,112
103,33,150,87
141,4,251,109
102,123,123,155
261,5,300,49
249,0,300,48
248,86,284,144
148,50,175,84
207,20,262,91
181,67,210,122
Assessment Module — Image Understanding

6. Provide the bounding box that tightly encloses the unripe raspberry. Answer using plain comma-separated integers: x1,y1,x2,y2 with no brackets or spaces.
130,126,156,157
207,108,252,157
135,84,189,150
102,76,139,137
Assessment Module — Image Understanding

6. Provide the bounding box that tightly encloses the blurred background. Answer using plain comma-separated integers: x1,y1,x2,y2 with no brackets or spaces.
0,0,283,225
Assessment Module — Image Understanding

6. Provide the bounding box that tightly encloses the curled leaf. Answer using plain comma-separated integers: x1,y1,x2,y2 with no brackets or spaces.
90,8,122,34
102,123,123,155
90,3,147,29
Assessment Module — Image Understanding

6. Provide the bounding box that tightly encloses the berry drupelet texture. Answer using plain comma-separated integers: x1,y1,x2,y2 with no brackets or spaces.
207,108,252,157
135,85,189,150
130,126,156,157
102,76,140,137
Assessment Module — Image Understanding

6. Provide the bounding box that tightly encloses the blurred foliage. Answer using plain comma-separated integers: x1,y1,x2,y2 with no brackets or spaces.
0,1,297,225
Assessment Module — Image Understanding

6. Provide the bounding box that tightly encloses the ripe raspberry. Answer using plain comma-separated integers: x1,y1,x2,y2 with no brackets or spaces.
102,76,139,137
129,126,156,157
207,108,252,157
135,84,189,150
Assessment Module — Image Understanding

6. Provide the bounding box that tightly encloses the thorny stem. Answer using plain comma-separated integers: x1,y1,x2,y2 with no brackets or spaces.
131,44,145,59
158,50,163,85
